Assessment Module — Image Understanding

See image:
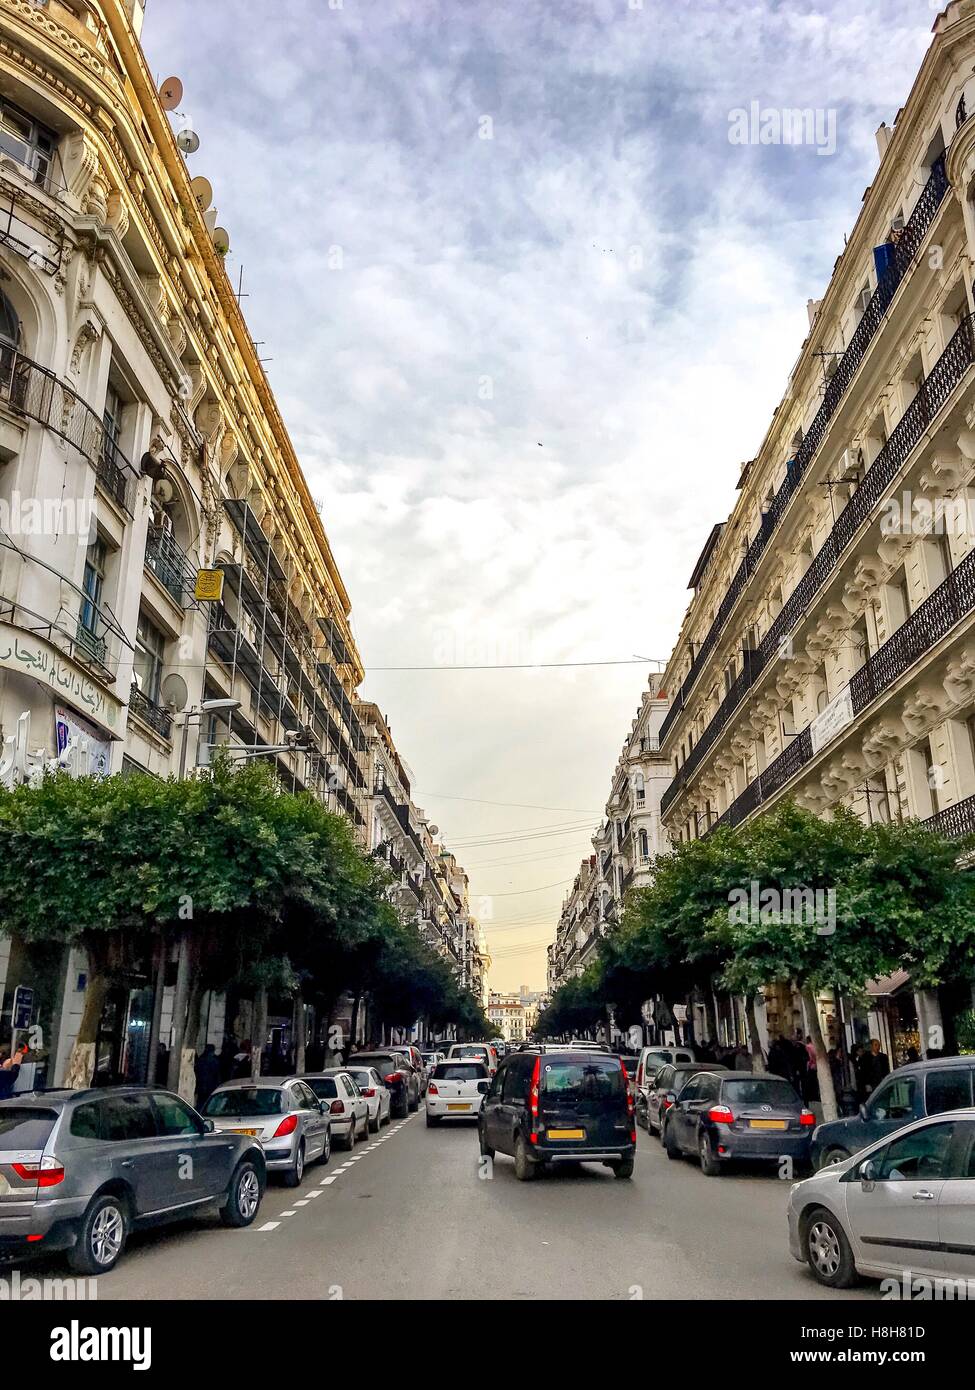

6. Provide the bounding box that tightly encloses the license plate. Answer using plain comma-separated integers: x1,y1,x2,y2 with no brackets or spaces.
547,1128,585,1140
229,1127,260,1136
749,1119,787,1130
447,1103,471,1111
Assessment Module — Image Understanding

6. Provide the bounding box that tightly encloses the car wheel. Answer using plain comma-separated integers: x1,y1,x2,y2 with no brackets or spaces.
804,1207,859,1288
320,1127,332,1166
614,1154,635,1180
68,1193,128,1275
345,1120,356,1151
408,1088,419,1113
514,1135,537,1182
220,1160,263,1227
699,1132,721,1176
426,1112,441,1127
393,1095,408,1119
478,1126,495,1160
820,1146,852,1170
369,1108,380,1134
663,1122,682,1160
284,1140,306,1188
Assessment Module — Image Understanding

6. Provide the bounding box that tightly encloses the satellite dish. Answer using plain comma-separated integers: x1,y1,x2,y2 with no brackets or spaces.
212,227,231,254
176,125,200,155
153,477,175,504
428,824,440,836
189,175,213,211
159,76,184,111
161,674,189,713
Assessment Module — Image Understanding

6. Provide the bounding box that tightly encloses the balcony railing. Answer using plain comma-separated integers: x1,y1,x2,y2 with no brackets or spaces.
659,157,950,751
144,525,195,606
704,533,975,834
662,312,975,819
127,683,174,741
922,793,975,841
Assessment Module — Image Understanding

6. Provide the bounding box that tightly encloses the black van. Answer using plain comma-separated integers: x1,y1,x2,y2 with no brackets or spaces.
477,1048,636,1180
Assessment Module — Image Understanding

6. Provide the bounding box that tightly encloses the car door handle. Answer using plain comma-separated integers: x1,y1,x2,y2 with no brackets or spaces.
912,1190,935,1201
120,1159,135,1168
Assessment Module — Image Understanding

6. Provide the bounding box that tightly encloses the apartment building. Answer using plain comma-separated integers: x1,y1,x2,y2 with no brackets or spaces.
657,0,975,1058
487,991,526,1043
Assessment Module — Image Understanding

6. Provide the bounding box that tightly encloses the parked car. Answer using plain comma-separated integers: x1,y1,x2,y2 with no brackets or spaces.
662,1071,815,1175
0,1088,265,1274
303,1070,369,1149
344,1064,392,1132
348,1052,420,1117
447,1042,498,1076
420,1051,446,1077
644,1063,731,1136
789,1109,975,1289
426,1061,490,1125
203,1077,330,1186
617,1054,640,1087
634,1045,697,1120
478,1048,636,1181
387,1044,427,1089
811,1055,975,1170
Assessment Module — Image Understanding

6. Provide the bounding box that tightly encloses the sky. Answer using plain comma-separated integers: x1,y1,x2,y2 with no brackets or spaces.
143,0,937,990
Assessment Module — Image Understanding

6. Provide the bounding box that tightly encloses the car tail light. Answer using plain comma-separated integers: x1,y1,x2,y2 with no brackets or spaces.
329,1100,345,1114
428,1083,439,1095
707,1105,734,1125
383,1073,401,1085
360,1088,376,1098
530,1055,541,1118
620,1058,634,1114
273,1114,299,1137
12,1158,64,1188
800,1109,816,1127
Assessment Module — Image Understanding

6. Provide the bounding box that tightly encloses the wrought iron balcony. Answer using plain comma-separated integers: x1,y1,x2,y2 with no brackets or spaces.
144,525,195,605
662,311,975,820
128,683,174,741
922,793,975,841
659,157,950,750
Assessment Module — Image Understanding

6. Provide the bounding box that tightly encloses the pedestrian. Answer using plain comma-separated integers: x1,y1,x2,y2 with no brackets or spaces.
803,1035,819,1103
0,1042,27,1099
218,1035,236,1082
767,1033,791,1082
232,1039,252,1079
194,1043,221,1107
154,1041,169,1086
862,1037,890,1093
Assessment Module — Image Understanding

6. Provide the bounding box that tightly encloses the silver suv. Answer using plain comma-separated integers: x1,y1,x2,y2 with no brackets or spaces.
0,1087,266,1274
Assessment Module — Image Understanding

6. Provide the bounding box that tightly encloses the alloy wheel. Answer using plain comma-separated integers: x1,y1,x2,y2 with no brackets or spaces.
808,1220,841,1278
91,1204,124,1266
237,1168,261,1220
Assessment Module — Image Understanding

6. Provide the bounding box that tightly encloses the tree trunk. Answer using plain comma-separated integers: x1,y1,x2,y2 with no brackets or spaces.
802,986,838,1122
349,992,362,1051
703,988,719,1048
167,931,193,1094
63,934,115,1089
251,986,268,1080
744,993,765,1067
293,995,306,1073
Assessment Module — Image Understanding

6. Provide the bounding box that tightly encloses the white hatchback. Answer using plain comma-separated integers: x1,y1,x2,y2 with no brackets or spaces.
426,1061,490,1126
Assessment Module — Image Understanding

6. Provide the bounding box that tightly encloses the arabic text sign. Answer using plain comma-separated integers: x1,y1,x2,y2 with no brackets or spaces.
0,622,121,731
194,569,225,602
810,685,854,756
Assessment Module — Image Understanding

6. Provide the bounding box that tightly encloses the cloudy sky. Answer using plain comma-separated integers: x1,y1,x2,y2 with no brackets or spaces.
145,0,935,989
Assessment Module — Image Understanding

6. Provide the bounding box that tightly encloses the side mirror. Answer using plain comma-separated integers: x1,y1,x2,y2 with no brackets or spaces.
477,1081,489,1094
319,1101,327,1114
858,1104,868,1122
860,1158,878,1185
203,1118,215,1133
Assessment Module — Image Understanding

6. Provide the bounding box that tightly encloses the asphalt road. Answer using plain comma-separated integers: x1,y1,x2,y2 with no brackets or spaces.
48,1112,881,1301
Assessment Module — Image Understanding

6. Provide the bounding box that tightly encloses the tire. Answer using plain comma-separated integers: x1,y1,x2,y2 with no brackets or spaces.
647,1109,658,1137
220,1160,263,1227
369,1108,380,1134
514,1135,537,1182
804,1207,859,1288
820,1146,852,1171
663,1122,682,1161
283,1139,306,1188
408,1088,419,1113
68,1193,128,1275
320,1127,332,1166
614,1154,635,1180
699,1132,721,1177
478,1126,495,1160
426,1112,441,1127
345,1120,356,1152
393,1093,408,1120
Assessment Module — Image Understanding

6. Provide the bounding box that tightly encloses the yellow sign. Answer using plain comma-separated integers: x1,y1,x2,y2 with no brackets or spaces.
194,569,225,602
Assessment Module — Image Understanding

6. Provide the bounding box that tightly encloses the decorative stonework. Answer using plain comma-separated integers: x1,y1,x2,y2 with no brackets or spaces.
68,315,100,375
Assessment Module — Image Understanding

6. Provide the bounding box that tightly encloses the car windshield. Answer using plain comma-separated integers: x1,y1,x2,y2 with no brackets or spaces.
722,1079,798,1107
204,1088,284,1117
433,1063,487,1081
0,1107,57,1148
541,1058,626,1099
306,1078,339,1099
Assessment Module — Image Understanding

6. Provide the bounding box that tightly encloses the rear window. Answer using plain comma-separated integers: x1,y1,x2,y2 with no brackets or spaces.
204,1088,283,1117
0,1107,57,1149
433,1063,487,1081
351,1056,398,1071
346,1070,372,1088
306,1078,339,1099
722,1079,798,1107
451,1046,488,1060
541,1058,626,1100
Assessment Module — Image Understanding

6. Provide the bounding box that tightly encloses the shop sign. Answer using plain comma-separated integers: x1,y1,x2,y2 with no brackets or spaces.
0,621,122,731
810,684,855,756
12,986,33,1030
194,569,225,602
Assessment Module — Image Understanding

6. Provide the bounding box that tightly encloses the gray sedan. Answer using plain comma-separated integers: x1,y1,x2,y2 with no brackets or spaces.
203,1077,331,1186
0,1087,265,1275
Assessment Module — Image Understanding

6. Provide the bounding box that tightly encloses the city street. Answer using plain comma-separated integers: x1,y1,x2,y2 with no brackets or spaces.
41,1117,878,1303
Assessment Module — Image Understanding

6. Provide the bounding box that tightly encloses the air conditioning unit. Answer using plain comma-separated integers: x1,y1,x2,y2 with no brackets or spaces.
836,446,862,482
857,288,872,314
890,215,905,234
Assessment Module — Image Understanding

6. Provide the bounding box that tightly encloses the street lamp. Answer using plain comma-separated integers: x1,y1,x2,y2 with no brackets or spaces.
176,697,241,778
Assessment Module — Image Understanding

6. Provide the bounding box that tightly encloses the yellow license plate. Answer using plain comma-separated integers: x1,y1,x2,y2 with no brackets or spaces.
749,1119,787,1130
447,1103,471,1111
548,1128,585,1140
229,1127,260,1136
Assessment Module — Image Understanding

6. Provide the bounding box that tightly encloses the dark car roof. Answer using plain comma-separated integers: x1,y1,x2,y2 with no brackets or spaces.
886,1055,975,1075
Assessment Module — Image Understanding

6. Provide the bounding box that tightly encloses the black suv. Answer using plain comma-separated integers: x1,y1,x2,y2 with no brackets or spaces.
478,1048,636,1181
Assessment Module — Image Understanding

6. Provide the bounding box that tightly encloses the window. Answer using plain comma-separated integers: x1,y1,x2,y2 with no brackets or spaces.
867,1075,916,1121
502,1058,532,1103
925,1068,973,1116
133,610,166,703
98,1094,157,1142
79,537,106,637
203,1089,284,1118
0,97,56,187
308,1078,338,1099
541,1058,625,1100
151,1093,202,1137
874,1122,956,1181
0,288,19,348
0,1108,57,1147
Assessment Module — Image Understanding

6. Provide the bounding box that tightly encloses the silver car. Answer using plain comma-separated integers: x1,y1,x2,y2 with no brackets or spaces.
203,1077,331,1186
0,1087,265,1275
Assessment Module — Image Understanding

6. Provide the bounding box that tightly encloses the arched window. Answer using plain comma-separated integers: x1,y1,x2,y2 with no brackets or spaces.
0,288,20,348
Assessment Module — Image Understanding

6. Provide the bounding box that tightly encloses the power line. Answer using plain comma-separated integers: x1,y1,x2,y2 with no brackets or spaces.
417,791,602,814
481,877,574,897
366,658,658,671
